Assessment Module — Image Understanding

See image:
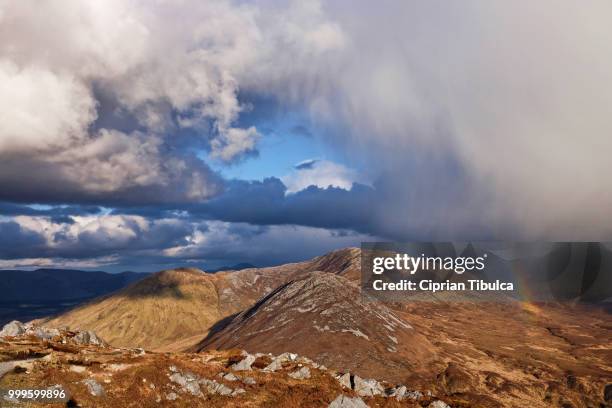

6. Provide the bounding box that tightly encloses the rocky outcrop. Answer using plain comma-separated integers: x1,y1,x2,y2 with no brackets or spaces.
0,320,107,346
0,320,26,337
353,375,384,397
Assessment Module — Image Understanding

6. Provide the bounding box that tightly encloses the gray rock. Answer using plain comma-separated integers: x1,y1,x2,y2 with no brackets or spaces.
0,321,26,337
166,392,178,401
169,371,202,396
289,366,311,380
200,378,233,396
242,376,256,385
82,379,105,397
353,376,384,397
388,385,423,400
231,387,246,396
31,327,60,340
74,330,105,346
428,401,451,408
223,372,239,381
328,395,369,408
263,357,283,372
276,352,298,362
231,354,256,371
335,373,352,389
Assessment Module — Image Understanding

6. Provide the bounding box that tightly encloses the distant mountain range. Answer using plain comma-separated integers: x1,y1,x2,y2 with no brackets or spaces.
0,268,150,325
206,263,257,273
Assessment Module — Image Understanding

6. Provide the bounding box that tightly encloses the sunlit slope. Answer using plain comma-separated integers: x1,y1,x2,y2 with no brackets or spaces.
40,268,222,350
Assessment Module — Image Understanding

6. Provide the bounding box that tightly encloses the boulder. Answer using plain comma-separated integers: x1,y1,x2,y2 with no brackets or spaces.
328,395,369,408
388,385,423,400
200,378,232,396
222,373,239,382
0,321,26,337
353,376,384,397
231,354,256,371
82,379,105,397
169,371,202,396
263,357,283,372
335,373,352,389
276,352,298,362
289,367,311,380
31,327,60,340
74,330,106,346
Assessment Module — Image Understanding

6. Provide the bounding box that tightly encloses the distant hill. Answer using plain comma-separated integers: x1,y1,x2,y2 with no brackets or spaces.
0,269,149,325
206,263,257,273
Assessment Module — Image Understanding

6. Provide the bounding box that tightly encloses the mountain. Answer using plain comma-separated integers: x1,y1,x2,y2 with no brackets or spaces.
38,268,223,351
0,269,149,325
196,272,612,407
29,247,612,406
194,272,437,382
207,263,257,273
37,248,360,351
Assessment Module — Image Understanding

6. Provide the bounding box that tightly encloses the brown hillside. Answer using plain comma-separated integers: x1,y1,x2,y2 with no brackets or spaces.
195,272,437,381
38,248,360,351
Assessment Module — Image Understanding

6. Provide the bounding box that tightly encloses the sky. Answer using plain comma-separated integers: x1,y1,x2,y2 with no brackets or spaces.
1,0,612,272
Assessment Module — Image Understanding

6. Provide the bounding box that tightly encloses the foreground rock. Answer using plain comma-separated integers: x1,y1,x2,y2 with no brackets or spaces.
0,327,440,407
0,320,108,347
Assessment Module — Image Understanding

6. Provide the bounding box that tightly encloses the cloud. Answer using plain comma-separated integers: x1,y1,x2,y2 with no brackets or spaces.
2,0,612,252
0,0,343,204
0,221,47,259
283,160,361,194
0,215,374,269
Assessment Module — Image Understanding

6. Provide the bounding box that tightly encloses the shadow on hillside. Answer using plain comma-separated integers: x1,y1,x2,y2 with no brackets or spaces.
195,312,240,351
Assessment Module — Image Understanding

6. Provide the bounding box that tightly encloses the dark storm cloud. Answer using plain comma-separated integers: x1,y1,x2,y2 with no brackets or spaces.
188,178,376,233
0,202,101,217
0,151,223,206
0,221,47,259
